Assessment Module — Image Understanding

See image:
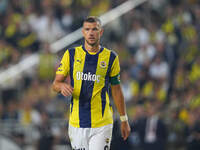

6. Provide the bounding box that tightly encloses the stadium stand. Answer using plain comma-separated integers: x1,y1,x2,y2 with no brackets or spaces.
0,0,200,150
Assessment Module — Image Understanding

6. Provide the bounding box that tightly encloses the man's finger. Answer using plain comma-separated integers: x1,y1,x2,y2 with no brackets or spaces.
121,129,127,140
61,90,69,97
122,130,127,140
68,87,74,93
64,85,73,93
124,130,129,140
62,89,72,97
62,85,73,94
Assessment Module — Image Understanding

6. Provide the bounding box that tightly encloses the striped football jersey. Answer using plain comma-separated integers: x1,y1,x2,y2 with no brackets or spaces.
56,45,120,128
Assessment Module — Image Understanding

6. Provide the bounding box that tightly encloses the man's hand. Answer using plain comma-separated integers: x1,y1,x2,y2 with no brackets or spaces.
121,121,131,140
60,83,73,97
52,74,73,97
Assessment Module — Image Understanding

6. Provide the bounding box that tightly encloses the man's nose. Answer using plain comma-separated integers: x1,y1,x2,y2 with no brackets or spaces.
89,30,94,35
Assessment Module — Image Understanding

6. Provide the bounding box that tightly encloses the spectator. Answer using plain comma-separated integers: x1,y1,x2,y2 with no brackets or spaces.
143,102,167,150
134,43,156,66
126,19,150,54
2,100,19,122
0,1,200,150
149,55,169,82
37,43,56,81
37,111,54,150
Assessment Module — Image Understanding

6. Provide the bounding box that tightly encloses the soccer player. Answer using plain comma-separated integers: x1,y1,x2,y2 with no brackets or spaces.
52,16,130,150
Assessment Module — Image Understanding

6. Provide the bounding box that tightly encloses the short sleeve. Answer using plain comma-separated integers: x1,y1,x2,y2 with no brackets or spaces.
109,55,120,85
56,50,70,77
110,55,120,77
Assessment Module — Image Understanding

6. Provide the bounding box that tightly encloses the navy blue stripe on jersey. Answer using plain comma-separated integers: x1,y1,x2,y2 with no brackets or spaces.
101,51,117,116
79,54,99,128
68,48,75,114
68,48,75,87
108,51,117,76
70,97,73,113
101,86,107,117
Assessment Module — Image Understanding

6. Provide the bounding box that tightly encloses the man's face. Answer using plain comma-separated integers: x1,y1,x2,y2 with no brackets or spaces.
82,22,103,46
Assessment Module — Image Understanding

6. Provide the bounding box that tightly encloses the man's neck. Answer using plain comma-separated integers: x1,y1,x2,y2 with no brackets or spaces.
84,42,100,53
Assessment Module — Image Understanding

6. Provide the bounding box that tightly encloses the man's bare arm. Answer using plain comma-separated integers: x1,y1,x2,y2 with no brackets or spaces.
52,74,73,97
111,84,131,140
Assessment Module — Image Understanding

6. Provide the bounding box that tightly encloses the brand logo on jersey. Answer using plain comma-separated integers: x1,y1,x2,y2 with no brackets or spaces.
76,59,82,63
58,63,62,67
100,61,107,68
57,63,63,71
76,71,100,83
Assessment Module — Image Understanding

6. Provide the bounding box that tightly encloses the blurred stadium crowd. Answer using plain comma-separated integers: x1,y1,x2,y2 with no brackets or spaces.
0,0,200,150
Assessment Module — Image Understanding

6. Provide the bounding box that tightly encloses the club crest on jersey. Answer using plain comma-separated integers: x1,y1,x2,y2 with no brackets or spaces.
100,61,106,68
58,63,62,67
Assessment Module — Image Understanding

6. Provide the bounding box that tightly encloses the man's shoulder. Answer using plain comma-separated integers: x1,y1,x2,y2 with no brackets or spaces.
64,45,82,53
103,47,118,57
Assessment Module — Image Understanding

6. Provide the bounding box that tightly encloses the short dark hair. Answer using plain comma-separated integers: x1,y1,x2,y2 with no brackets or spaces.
84,16,101,26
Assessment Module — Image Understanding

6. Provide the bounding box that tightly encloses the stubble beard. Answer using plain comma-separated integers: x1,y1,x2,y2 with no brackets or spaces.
85,39,99,47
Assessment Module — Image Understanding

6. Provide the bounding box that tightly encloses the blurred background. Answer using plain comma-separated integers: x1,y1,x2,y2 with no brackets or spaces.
0,0,200,150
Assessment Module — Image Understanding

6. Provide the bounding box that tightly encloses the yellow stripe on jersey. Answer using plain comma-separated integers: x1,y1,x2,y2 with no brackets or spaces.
56,50,70,76
110,55,120,77
70,47,86,128
91,49,112,127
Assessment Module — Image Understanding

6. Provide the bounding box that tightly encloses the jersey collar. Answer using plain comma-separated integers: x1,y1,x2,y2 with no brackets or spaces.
82,44,104,55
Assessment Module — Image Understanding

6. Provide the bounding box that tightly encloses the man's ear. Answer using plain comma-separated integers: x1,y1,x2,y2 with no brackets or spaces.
82,28,84,35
